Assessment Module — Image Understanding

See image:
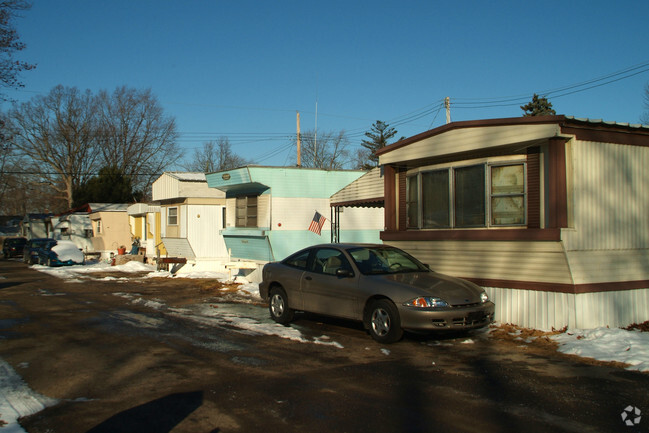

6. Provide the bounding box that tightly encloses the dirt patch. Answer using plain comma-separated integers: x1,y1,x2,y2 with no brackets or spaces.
625,321,649,332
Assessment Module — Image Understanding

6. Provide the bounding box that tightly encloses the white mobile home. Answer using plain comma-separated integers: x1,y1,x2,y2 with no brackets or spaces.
151,172,228,273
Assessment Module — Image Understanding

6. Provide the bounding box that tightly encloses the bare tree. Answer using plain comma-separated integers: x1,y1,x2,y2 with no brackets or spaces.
182,137,249,172
96,86,180,196
297,130,350,170
6,85,101,209
0,0,35,99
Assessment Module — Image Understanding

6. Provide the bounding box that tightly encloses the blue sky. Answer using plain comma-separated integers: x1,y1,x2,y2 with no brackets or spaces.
3,0,649,167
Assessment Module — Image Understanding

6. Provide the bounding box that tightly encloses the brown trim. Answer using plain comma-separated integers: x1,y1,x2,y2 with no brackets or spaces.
526,149,541,229
330,198,384,208
377,115,649,157
548,137,568,228
384,165,396,231
561,123,649,147
380,228,561,242
397,168,407,231
463,277,649,294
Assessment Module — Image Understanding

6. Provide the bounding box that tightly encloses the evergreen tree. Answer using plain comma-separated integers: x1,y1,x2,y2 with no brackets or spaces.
72,166,141,207
359,121,397,169
521,94,556,116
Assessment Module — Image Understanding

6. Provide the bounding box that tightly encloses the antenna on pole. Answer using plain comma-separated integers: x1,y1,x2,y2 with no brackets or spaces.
445,97,451,124
314,99,318,160
296,111,301,167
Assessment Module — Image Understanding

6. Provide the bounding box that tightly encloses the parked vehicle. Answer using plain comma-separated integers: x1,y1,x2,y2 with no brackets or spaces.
2,237,27,258
23,238,56,264
259,243,495,343
36,240,85,267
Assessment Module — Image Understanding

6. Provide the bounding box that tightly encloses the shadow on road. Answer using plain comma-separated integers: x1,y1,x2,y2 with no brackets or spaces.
85,391,214,433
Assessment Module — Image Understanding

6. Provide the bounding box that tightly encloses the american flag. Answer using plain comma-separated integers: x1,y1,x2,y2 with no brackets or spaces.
308,211,326,235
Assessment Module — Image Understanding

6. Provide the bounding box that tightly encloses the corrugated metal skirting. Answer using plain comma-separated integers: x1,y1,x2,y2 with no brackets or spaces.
485,287,649,330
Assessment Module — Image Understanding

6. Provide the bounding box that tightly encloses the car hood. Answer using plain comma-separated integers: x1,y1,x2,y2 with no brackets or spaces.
377,271,484,305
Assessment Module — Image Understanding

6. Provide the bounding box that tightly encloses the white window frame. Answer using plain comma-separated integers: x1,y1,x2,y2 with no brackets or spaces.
406,156,527,229
167,207,178,226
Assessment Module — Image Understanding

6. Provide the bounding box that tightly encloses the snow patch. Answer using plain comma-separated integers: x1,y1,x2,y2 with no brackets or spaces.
0,359,57,432
551,327,649,372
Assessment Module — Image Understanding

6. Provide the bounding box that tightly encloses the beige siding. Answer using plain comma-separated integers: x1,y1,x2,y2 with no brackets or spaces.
379,124,561,165
389,240,573,284
225,198,236,228
152,175,180,201
331,167,383,203
152,173,225,201
563,140,649,251
258,194,271,227
566,250,649,284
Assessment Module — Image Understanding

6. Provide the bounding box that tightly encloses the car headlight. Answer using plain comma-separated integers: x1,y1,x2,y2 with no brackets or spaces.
403,297,449,308
480,292,489,303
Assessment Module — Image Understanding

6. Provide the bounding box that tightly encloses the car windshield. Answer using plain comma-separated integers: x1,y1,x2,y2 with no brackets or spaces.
346,246,428,275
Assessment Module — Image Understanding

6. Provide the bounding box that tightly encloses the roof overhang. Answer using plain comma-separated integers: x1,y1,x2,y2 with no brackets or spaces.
205,167,270,197
377,115,649,166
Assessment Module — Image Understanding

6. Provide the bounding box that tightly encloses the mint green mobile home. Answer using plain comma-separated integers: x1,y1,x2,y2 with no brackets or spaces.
206,166,383,276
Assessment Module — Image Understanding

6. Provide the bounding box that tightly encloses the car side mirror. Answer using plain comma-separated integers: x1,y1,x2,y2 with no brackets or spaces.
336,269,354,278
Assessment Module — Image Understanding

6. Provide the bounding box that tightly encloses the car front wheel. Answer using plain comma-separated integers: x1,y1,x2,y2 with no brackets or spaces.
367,299,403,343
269,287,294,324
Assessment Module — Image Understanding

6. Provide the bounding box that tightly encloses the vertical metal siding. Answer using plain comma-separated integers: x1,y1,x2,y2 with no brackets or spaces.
575,289,649,329
565,140,649,251
484,287,649,330
186,205,228,259
485,287,574,330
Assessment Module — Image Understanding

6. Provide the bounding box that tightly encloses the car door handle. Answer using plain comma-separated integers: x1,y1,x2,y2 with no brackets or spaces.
305,276,312,280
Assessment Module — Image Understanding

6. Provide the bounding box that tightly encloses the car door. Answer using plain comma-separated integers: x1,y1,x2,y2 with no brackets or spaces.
300,247,360,319
278,248,311,310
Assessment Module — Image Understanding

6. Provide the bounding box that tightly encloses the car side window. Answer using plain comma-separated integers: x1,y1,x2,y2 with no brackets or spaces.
284,250,310,270
311,248,352,275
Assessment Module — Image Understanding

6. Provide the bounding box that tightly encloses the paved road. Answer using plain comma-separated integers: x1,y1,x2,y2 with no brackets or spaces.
0,260,647,433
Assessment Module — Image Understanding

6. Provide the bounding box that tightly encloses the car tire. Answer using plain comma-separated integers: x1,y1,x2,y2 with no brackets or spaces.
367,299,403,344
269,287,294,324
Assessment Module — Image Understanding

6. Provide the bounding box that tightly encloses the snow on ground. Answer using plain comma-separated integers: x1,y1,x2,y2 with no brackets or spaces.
0,359,57,432
1,261,648,430
551,327,649,372
26,261,649,370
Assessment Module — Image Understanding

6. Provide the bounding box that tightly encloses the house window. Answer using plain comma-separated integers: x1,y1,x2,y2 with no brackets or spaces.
96,220,102,234
455,165,485,227
490,164,525,225
84,229,93,238
168,207,178,225
407,162,526,229
236,195,258,227
422,170,450,228
406,175,419,228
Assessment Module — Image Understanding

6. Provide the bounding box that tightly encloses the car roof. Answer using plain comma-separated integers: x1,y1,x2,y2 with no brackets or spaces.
308,243,389,249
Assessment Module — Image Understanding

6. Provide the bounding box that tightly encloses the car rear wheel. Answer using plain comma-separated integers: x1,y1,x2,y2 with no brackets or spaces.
269,287,294,324
367,299,403,343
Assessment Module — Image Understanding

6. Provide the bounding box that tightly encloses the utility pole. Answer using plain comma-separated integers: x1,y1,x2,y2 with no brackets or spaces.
445,97,451,124
296,111,301,167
